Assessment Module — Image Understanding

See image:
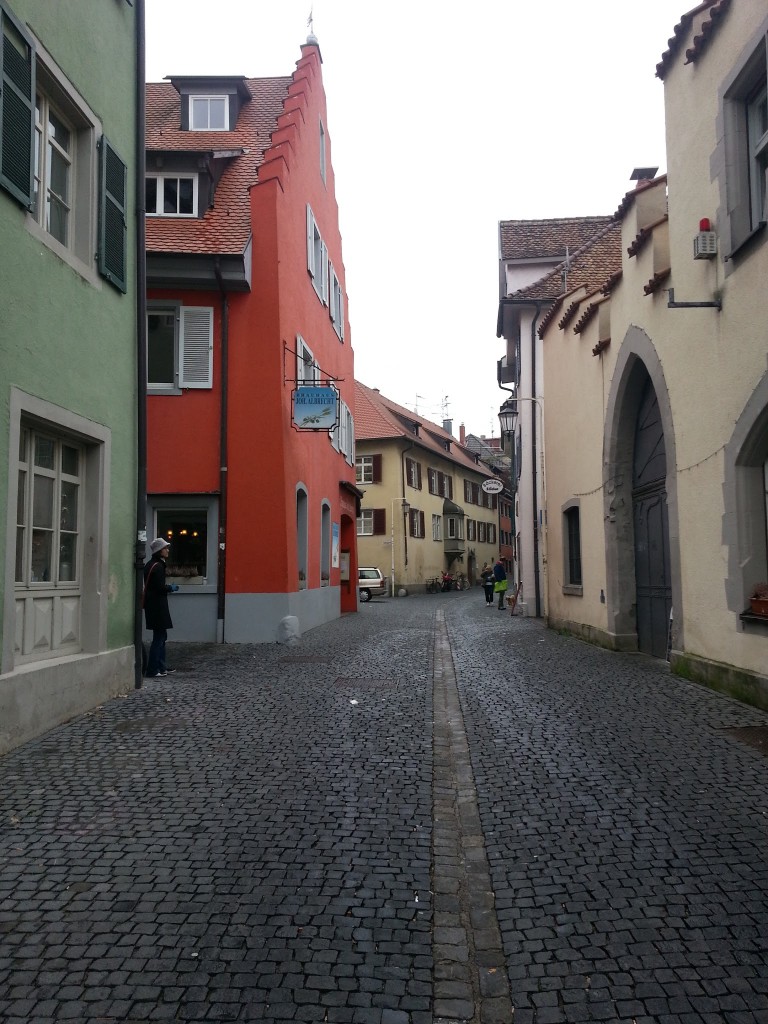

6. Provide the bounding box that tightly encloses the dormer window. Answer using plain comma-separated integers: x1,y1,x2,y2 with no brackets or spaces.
146,174,197,217
190,95,228,130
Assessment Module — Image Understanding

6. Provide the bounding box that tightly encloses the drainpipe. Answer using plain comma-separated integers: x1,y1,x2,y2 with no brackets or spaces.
399,440,416,574
134,0,147,689
214,257,229,643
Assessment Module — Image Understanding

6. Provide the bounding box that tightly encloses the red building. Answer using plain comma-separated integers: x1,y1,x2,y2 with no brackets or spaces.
145,38,358,642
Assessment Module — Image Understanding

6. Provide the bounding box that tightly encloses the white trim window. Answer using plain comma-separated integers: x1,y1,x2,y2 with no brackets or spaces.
329,263,344,340
189,95,229,130
33,93,72,246
357,509,374,536
147,304,214,390
339,399,354,465
432,514,442,541
747,80,768,228
356,455,374,484
296,335,320,385
306,204,329,303
146,174,197,217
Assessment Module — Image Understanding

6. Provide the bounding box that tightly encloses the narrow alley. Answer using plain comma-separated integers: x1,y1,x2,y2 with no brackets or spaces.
1,593,767,1023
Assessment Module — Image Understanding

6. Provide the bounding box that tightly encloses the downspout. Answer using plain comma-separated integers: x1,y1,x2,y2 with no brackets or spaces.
529,303,542,618
400,439,416,571
134,0,147,689
214,257,229,643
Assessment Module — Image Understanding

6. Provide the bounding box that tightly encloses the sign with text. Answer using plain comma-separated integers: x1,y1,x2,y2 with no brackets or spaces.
481,478,504,494
292,386,339,430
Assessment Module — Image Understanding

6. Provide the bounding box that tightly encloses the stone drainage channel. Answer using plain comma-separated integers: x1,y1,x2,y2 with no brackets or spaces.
432,609,514,1024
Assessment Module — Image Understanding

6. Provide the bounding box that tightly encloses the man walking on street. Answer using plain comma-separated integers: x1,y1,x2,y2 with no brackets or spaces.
493,557,507,610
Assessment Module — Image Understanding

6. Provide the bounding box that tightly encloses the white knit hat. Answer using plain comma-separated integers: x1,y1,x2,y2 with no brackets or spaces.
150,537,171,554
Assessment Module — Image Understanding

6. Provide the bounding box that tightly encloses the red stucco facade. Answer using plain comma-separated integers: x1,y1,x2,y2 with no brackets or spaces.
145,43,358,642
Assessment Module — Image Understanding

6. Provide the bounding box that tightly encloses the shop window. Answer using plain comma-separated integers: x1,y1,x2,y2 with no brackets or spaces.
156,509,208,585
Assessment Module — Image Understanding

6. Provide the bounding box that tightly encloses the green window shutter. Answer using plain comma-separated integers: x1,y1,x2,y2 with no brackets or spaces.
98,135,127,293
0,4,35,208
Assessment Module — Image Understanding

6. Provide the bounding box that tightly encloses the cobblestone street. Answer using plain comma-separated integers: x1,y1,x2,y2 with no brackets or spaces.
1,593,767,1023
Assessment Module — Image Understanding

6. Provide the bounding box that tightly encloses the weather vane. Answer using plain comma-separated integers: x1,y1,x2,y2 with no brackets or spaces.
307,8,314,34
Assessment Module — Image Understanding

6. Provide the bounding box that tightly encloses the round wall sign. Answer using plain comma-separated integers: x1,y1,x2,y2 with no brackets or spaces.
481,478,504,494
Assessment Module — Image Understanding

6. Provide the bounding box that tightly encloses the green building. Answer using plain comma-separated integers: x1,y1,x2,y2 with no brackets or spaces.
0,0,140,752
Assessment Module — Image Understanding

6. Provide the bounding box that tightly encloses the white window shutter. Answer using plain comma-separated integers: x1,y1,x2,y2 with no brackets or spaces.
328,262,337,322
338,290,345,340
320,241,329,305
306,205,315,276
180,307,214,388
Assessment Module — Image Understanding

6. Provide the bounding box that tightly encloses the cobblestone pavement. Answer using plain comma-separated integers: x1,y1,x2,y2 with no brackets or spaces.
1,593,767,1023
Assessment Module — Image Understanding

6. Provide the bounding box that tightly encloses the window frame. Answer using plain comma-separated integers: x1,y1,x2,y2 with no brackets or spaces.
189,94,229,131
432,514,442,541
145,172,198,218
147,302,214,392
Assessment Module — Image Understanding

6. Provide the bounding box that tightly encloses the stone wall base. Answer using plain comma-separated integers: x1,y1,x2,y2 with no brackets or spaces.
547,615,638,653
671,650,768,712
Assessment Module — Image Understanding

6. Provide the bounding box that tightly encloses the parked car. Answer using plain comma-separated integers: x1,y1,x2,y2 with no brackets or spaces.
358,567,386,602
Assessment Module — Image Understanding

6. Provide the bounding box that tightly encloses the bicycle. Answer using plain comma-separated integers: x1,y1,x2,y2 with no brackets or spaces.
425,577,440,593
454,572,471,591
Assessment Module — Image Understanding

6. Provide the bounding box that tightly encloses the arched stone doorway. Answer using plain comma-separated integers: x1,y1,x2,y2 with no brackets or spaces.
632,376,672,657
603,326,682,655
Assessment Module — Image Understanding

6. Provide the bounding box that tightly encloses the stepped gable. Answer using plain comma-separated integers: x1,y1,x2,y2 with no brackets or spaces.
145,43,324,257
656,0,730,80
355,382,491,475
499,216,612,262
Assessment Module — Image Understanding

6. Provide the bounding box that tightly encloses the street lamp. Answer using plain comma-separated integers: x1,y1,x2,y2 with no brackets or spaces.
391,497,410,597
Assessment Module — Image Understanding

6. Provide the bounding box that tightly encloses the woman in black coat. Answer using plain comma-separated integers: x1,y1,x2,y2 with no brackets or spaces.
143,537,177,677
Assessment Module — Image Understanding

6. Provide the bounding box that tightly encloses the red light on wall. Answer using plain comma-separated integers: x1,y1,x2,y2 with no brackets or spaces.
699,218,711,231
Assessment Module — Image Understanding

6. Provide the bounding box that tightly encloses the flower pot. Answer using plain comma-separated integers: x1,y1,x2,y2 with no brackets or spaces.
749,597,768,617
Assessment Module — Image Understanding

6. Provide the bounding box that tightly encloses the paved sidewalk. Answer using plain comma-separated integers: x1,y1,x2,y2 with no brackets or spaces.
1,592,767,1023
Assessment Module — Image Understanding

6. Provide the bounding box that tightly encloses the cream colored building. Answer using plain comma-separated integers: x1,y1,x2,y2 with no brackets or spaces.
541,0,768,706
355,383,502,593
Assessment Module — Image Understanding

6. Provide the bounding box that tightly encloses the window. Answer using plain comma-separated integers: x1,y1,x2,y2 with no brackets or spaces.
488,523,497,545
478,522,487,543
432,514,442,541
146,174,197,217
319,118,326,183
296,487,308,588
338,399,354,465
329,263,344,340
406,457,422,490
409,508,425,539
0,8,126,289
306,204,328,303
296,335,320,385
564,503,583,591
467,519,476,542
157,509,208,585
16,428,82,587
320,502,331,585
33,93,71,245
357,508,386,536
189,95,228,130
356,454,381,485
147,304,214,390
724,40,768,253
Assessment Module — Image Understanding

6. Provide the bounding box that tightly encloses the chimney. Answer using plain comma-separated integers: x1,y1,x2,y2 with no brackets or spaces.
442,419,453,436
459,423,466,444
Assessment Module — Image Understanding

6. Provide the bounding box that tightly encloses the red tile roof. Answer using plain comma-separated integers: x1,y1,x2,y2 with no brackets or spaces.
613,175,667,221
499,216,612,261
355,382,500,477
643,268,671,295
627,215,669,258
656,0,730,79
513,221,623,303
145,75,292,255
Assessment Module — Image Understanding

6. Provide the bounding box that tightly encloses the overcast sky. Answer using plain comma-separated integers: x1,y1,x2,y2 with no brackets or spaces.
145,0,685,439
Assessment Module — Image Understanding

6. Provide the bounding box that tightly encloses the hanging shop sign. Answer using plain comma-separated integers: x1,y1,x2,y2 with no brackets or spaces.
481,478,504,494
292,385,339,430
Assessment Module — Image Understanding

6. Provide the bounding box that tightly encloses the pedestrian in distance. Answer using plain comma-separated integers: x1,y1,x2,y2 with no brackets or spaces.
143,537,179,678
480,562,495,605
493,557,508,610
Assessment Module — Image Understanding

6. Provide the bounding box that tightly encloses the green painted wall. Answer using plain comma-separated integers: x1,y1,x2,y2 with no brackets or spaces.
0,0,138,656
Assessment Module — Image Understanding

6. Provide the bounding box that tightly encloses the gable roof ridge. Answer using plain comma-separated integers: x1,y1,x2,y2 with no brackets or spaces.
260,48,322,179
684,0,732,66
